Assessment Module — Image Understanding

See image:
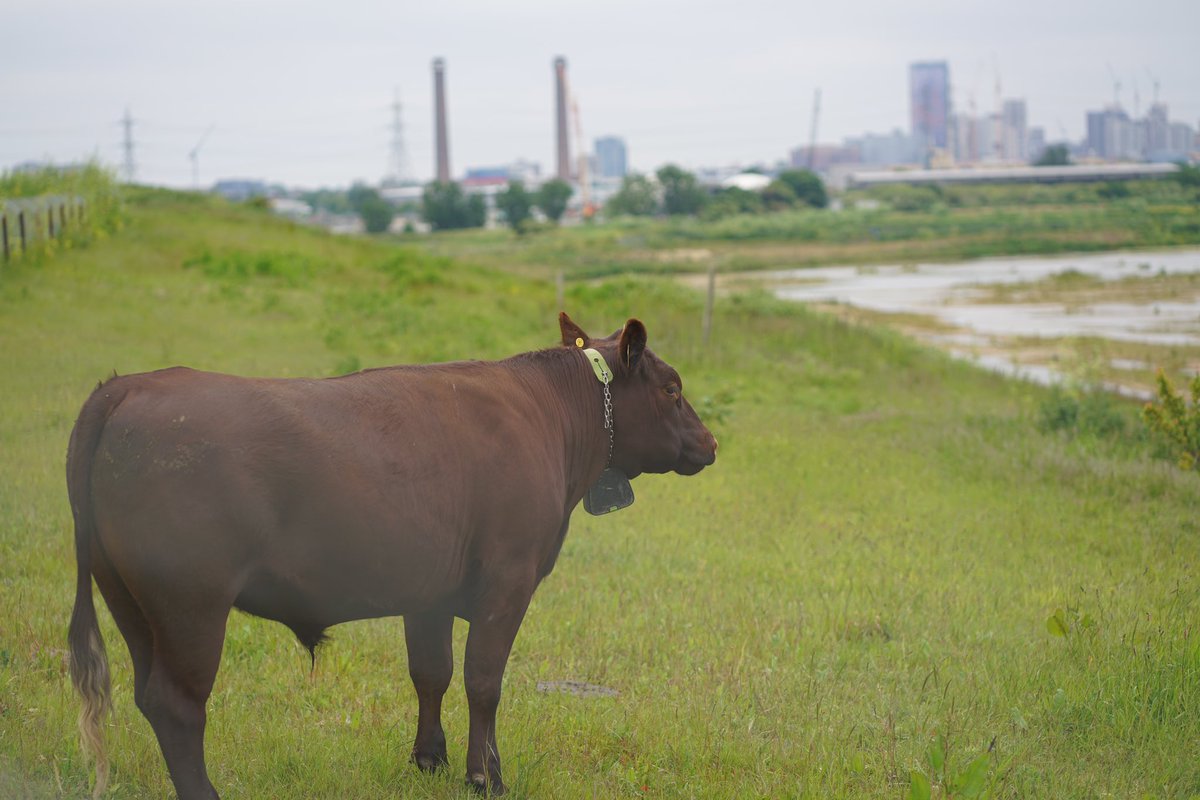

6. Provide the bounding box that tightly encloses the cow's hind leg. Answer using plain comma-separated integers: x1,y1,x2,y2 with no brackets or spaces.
140,609,229,800
92,548,153,706
463,577,535,796
404,610,454,772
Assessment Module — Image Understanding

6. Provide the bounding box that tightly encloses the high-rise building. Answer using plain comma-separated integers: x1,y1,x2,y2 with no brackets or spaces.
910,61,950,154
1146,103,1170,156
951,114,979,163
1001,99,1027,161
1087,107,1133,160
1168,122,1195,156
842,129,919,167
593,136,627,178
1026,127,1046,163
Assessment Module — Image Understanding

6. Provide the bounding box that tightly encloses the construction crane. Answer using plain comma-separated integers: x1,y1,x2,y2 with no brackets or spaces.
564,73,594,219
965,59,985,162
993,54,1003,159
189,125,215,191
1106,62,1122,109
806,88,821,171
1146,68,1161,106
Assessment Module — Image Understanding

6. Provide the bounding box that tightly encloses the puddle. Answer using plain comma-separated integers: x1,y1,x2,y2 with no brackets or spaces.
535,680,619,698
1110,358,1153,372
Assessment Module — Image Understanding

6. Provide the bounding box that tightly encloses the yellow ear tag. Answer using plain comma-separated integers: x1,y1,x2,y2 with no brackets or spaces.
575,337,584,348
582,348,612,384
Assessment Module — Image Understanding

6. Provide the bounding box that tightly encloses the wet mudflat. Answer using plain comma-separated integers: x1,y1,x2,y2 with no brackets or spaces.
742,248,1200,396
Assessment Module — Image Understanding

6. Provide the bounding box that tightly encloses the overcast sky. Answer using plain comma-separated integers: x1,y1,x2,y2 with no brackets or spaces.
3,0,1197,188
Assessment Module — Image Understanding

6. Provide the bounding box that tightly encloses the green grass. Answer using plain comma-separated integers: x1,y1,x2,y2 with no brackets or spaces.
1,190,1198,799
0,162,125,263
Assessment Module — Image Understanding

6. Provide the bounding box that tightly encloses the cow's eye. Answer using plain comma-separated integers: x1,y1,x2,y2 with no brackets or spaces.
664,384,680,402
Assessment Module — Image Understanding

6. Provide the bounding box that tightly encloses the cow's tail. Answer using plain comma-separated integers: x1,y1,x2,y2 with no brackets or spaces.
66,381,122,799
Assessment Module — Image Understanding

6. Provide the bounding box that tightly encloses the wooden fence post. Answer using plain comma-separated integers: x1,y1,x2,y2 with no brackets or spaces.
18,211,27,255
1,213,9,261
702,263,716,346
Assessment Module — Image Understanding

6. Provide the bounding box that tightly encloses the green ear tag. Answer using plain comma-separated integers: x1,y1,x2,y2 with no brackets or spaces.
582,348,611,384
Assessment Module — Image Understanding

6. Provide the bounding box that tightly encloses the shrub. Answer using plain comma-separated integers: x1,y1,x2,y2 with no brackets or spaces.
1037,386,1127,439
1142,370,1200,471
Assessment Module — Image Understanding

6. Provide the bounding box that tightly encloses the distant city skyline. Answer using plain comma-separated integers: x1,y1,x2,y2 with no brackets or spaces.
2,0,1197,188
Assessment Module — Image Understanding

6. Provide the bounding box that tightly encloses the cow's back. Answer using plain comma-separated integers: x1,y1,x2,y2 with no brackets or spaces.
88,364,571,627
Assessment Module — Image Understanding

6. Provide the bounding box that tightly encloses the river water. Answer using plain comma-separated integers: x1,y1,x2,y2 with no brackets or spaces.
759,247,1200,394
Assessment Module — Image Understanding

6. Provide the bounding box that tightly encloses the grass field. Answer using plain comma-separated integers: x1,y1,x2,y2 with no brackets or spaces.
416,181,1200,280
1,189,1198,799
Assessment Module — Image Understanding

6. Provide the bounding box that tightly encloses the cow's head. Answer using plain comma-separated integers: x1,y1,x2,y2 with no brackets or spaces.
560,312,717,479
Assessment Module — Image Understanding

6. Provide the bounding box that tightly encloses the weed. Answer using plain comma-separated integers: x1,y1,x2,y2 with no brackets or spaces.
1036,386,1128,439
908,734,996,800
1142,369,1200,470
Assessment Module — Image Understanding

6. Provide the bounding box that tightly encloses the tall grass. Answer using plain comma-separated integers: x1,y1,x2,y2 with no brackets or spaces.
0,161,124,263
1,190,1197,798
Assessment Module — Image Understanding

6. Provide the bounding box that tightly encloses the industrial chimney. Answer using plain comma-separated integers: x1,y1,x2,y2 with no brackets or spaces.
554,56,571,181
433,58,451,183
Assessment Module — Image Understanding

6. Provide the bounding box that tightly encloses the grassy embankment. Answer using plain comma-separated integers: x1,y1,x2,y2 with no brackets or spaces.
1,188,1198,799
418,179,1200,279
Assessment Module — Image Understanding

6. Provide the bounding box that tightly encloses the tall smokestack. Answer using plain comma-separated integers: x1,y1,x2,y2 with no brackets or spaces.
554,56,570,181
433,58,451,183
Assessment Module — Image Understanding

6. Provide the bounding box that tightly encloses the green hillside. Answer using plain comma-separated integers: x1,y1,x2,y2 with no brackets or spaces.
1,189,1196,799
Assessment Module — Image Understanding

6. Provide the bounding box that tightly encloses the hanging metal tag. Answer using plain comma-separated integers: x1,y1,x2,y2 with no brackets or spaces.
584,467,635,515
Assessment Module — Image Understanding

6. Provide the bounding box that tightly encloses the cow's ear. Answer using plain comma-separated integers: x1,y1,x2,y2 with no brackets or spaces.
618,319,647,370
559,312,591,348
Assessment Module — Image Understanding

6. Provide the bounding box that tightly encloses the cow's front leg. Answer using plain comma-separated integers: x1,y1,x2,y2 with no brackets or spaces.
404,610,454,772
463,577,535,795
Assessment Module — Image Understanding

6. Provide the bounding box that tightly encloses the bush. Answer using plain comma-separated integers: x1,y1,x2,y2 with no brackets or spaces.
656,165,707,216
1037,386,1127,439
1142,370,1200,471
421,182,485,231
775,169,828,209
495,181,533,231
606,174,659,217
535,179,573,223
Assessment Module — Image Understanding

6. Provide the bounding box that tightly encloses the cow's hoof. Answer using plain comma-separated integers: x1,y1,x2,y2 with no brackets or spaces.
467,772,506,796
411,749,449,773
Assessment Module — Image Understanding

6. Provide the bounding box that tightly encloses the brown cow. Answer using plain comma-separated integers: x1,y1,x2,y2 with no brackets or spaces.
67,313,716,799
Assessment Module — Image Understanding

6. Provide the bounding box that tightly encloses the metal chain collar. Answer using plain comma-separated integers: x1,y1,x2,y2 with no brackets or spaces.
580,345,615,468
602,380,614,467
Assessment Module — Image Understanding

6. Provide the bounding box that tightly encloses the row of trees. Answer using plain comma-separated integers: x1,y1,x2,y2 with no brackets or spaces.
423,178,574,232
303,183,398,234
493,179,573,231
607,166,828,220
312,166,829,235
